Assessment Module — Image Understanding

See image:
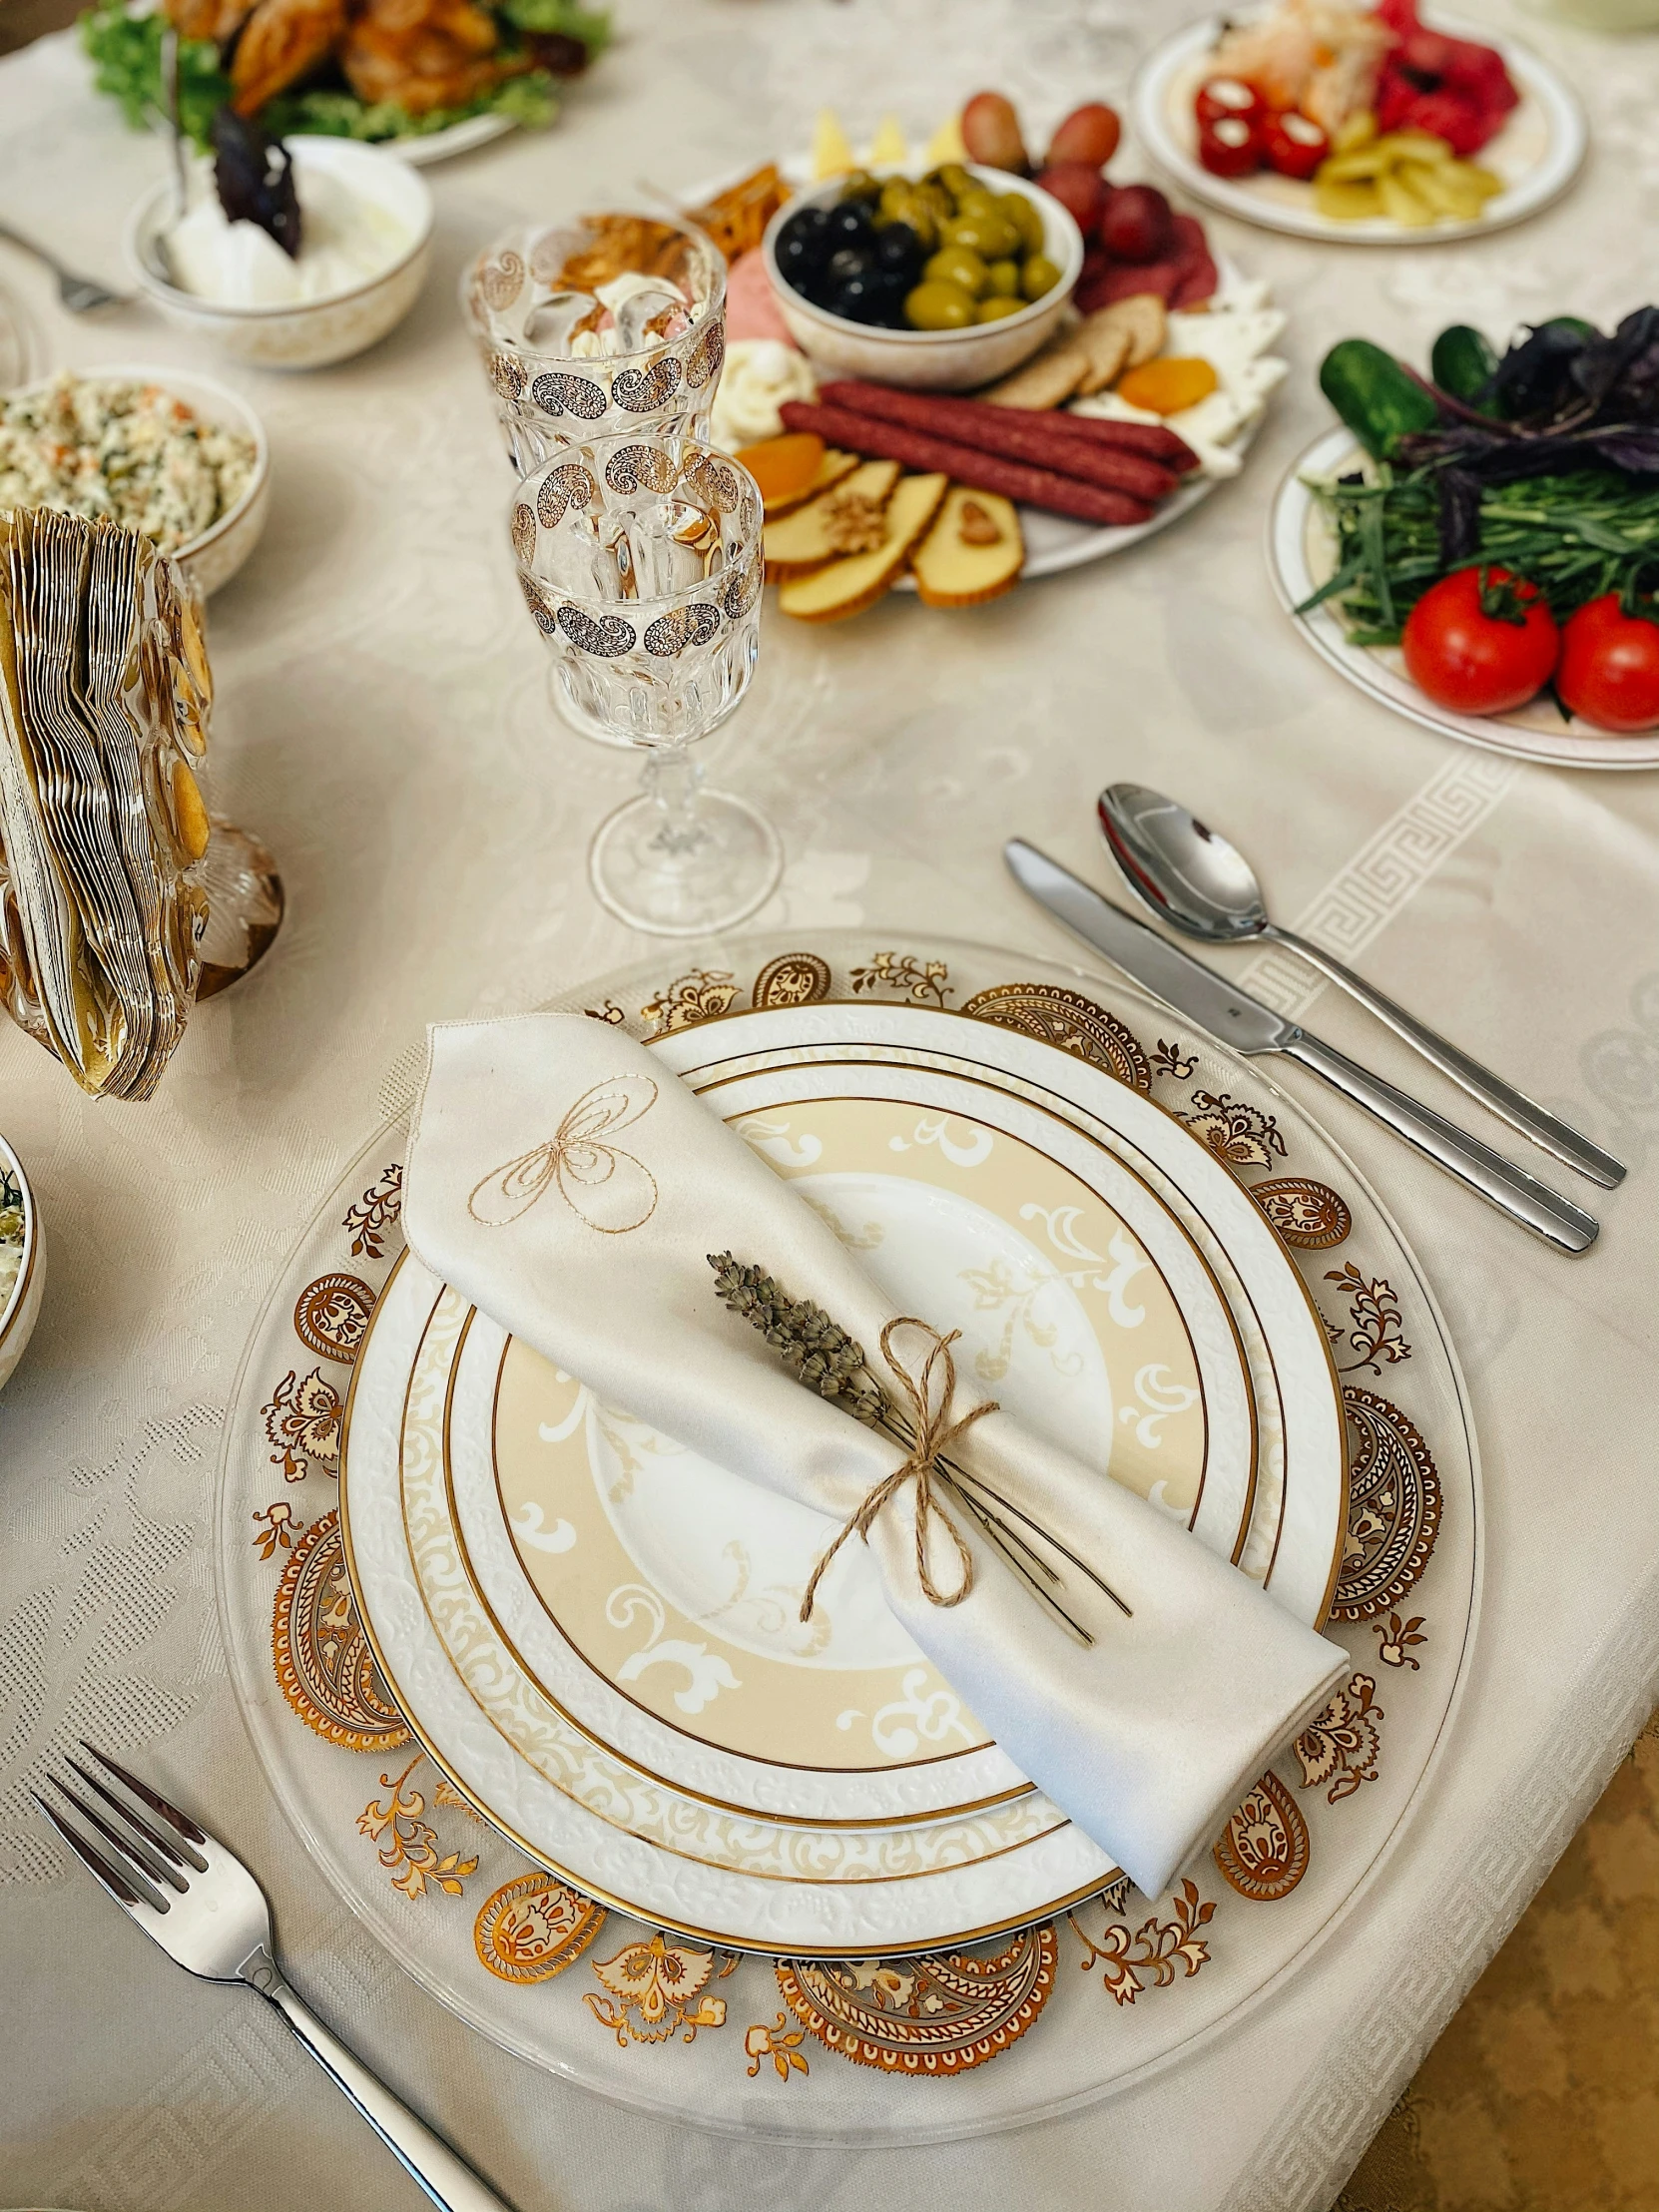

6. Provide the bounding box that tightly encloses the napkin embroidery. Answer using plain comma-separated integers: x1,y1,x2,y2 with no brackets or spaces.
467,1074,660,1234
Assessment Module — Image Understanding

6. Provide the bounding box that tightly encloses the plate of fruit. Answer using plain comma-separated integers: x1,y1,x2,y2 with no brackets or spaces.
1271,312,1659,770
685,94,1289,623
1132,0,1584,244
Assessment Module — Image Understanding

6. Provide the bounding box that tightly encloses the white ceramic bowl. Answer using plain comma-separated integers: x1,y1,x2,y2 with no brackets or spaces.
3,362,270,595
762,166,1084,392
0,1131,43,1396
124,137,433,372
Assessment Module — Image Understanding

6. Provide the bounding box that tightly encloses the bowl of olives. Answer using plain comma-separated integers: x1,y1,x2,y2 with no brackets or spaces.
762,162,1084,391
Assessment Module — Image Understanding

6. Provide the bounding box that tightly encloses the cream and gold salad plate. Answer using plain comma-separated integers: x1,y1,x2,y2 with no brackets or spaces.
336,1000,1347,1954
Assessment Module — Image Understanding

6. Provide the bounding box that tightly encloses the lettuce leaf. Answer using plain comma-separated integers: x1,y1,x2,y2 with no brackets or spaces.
77,0,603,151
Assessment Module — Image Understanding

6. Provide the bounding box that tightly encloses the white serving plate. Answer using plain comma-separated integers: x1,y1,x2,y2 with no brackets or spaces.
339,1014,1346,1951
690,152,1280,587
1132,9,1586,245
1271,424,1659,771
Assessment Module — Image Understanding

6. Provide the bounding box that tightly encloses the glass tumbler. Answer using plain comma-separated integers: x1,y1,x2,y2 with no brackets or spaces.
510,431,781,938
465,210,727,475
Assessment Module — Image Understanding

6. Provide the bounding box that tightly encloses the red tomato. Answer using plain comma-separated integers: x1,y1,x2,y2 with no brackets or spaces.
1401,566,1559,717
1262,109,1330,181
1198,114,1264,179
1556,593,1659,733
1196,76,1266,129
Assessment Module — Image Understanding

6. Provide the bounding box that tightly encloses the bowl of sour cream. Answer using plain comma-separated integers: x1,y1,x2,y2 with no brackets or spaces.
125,137,433,371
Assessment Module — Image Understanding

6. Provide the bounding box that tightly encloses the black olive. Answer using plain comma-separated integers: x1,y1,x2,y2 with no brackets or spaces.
826,245,874,286
872,223,924,279
777,206,831,276
825,202,873,250
827,276,887,323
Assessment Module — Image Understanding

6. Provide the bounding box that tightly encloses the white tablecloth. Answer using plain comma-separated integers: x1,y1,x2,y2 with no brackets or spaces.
1,4,1657,2206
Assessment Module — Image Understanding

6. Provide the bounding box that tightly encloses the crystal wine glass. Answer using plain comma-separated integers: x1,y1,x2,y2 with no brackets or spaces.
464,210,727,476
510,430,781,937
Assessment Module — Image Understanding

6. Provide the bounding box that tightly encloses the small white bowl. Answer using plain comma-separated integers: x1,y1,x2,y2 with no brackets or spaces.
762,166,1084,393
0,1131,43,1396
124,137,433,372
3,363,271,595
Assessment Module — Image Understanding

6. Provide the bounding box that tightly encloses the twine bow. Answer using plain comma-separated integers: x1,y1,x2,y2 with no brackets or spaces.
799,1319,998,1624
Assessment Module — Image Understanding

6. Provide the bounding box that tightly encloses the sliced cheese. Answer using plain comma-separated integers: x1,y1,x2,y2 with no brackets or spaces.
763,458,901,581
779,473,950,623
910,486,1024,608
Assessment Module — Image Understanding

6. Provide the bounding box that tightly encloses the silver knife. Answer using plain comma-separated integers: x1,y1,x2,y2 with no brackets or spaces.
1005,839,1598,1255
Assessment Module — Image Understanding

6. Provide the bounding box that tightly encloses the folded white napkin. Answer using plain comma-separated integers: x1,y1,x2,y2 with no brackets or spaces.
404,1013,1350,1899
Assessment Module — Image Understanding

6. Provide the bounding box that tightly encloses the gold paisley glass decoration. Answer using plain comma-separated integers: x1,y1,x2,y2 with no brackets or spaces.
1213,1770,1311,1902
509,432,781,936
462,209,727,475
774,1926,1058,2074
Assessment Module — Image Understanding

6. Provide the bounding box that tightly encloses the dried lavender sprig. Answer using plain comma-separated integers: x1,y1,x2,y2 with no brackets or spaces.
708,1253,1113,1642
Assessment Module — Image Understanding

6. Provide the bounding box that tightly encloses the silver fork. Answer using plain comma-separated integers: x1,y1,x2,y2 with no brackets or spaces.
0,223,128,313
37,1746,516,2212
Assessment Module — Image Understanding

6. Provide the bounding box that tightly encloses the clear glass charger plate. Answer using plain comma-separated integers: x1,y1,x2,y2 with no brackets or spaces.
217,930,1478,2141
1132,10,1585,245
1270,426,1659,772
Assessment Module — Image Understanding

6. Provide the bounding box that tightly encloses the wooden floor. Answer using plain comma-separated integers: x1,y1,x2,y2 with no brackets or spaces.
1339,1712,1659,2211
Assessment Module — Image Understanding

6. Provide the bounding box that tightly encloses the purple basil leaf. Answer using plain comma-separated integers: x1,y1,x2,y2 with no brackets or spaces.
212,105,302,262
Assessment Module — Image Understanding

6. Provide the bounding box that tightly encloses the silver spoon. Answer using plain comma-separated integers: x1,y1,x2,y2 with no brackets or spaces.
0,223,127,314
1098,782,1625,1191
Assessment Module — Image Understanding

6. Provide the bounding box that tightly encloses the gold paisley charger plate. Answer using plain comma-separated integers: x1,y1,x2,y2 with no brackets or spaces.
218,931,1477,2141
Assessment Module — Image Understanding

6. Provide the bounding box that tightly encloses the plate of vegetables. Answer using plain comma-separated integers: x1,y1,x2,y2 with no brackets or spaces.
1132,0,1583,244
1271,313,1659,770
80,0,608,163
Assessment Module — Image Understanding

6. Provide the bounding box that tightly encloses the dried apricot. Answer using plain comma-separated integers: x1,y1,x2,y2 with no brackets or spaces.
1114,356,1220,416
735,431,827,506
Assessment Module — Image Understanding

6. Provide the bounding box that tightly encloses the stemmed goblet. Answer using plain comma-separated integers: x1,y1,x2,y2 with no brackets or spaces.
510,430,781,937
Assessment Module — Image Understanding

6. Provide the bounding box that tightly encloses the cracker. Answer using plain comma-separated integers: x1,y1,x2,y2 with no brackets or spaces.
1073,321,1133,396
1086,293,1167,372
983,339,1090,410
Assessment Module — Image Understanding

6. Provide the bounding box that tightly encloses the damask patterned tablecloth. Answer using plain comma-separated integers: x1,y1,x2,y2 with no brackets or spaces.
0,4,1656,2209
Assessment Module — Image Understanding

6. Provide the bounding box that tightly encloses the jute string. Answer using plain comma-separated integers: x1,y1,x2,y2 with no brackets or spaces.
799,1319,997,1624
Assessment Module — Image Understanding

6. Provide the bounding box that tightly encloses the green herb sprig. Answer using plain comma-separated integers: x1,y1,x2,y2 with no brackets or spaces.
1301,461,1659,648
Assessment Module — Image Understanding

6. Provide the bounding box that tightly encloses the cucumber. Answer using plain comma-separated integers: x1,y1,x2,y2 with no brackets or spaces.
1430,324,1499,407
1319,338,1440,458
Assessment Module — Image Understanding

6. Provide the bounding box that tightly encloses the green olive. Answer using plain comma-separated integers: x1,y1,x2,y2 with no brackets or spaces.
923,245,989,296
974,294,1026,322
999,192,1045,253
943,210,1021,261
1020,252,1061,301
904,278,977,330
931,162,974,201
838,170,880,203
877,178,912,220
917,181,954,226
984,258,1021,296
954,188,1000,221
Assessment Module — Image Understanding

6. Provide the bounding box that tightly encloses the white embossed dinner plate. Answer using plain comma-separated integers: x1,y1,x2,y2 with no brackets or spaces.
430,1065,1258,1829
345,1252,1115,1953
1272,428,1659,770
340,1061,1271,1946
656,1005,1346,1631
1133,12,1584,245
